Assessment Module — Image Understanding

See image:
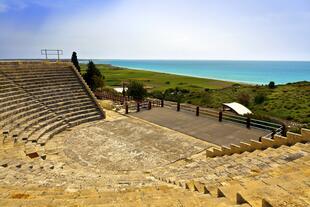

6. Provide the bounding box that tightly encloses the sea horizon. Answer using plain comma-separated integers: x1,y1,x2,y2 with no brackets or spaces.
80,59,310,85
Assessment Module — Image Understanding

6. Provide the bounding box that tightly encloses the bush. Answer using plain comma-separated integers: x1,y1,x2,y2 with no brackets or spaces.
237,93,250,106
254,93,266,104
268,81,276,89
127,80,147,101
200,93,212,105
180,88,190,93
150,90,165,99
165,81,170,84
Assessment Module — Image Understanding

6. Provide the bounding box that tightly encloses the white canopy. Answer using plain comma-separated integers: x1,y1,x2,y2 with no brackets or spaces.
223,102,252,116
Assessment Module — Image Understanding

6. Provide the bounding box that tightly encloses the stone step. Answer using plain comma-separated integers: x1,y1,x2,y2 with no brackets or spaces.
47,98,94,110
236,180,309,207
56,102,96,114
7,110,53,137
24,83,82,93
11,76,78,84
0,102,44,124
0,98,36,115
4,71,73,77
28,120,67,142
36,92,89,103
14,113,58,141
0,92,29,103
28,86,84,97
18,80,81,90
68,114,103,127
0,90,24,98
0,96,33,109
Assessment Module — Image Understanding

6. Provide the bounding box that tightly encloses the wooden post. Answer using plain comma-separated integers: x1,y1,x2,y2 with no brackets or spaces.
137,102,140,112
148,101,152,110
281,124,286,136
177,102,180,111
161,99,164,107
246,117,251,129
196,106,199,116
125,102,128,114
219,111,222,122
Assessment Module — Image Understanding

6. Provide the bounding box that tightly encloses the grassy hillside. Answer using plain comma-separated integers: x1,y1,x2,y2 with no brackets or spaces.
81,63,310,125
168,82,310,124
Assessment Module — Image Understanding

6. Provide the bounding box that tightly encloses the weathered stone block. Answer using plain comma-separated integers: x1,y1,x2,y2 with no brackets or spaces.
240,141,255,152
230,144,241,154
287,132,303,145
301,128,310,142
221,146,232,155
261,137,275,148
206,149,215,158
250,140,264,150
274,135,288,146
213,148,224,156
193,181,207,194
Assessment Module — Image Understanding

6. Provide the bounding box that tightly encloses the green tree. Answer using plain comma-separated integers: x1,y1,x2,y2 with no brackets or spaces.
268,81,276,89
83,61,105,91
71,51,81,73
127,80,147,101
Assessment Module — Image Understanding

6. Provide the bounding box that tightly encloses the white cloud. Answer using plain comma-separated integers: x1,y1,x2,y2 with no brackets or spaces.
0,0,309,60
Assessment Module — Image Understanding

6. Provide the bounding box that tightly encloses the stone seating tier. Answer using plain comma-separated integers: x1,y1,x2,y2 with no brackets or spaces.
0,61,104,149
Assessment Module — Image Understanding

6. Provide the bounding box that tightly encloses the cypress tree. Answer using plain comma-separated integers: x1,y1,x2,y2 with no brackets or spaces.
71,51,81,73
83,61,105,91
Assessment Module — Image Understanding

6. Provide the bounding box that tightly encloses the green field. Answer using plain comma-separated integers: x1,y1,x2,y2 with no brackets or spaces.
81,64,310,127
80,64,234,90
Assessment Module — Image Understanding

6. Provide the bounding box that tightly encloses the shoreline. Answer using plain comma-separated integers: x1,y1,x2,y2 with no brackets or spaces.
104,64,259,85
81,62,258,85
80,59,310,85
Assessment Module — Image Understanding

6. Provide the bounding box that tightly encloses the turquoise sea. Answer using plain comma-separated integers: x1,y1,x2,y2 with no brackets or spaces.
85,60,310,84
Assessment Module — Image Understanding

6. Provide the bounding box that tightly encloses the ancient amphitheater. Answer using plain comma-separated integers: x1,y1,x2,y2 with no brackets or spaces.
0,61,309,207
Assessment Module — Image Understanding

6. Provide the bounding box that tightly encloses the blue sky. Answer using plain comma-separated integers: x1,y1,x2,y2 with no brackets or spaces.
0,0,309,60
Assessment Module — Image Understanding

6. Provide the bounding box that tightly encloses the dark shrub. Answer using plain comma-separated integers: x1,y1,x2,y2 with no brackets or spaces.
180,88,190,93
268,81,276,89
254,93,266,104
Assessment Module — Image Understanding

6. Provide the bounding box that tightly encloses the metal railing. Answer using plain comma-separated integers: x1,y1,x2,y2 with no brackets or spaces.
163,100,283,136
41,49,63,61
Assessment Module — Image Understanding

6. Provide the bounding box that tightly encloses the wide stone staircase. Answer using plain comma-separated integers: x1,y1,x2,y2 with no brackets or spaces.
152,141,310,207
0,61,105,159
0,184,253,207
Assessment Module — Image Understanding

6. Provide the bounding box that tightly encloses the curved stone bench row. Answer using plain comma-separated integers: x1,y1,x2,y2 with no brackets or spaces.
18,80,81,90
152,142,309,207
0,61,104,161
2,72,74,81
206,128,310,158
